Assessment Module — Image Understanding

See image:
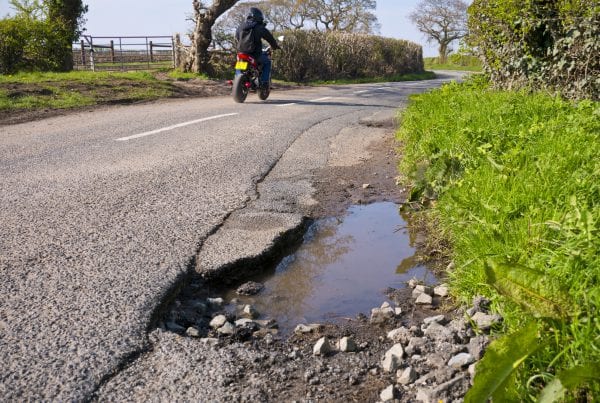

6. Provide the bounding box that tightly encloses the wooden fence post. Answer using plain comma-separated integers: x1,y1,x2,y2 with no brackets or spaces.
149,41,154,63
80,40,86,66
110,40,115,63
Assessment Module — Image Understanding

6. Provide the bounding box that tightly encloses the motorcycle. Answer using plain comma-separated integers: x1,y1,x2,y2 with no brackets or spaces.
231,36,283,103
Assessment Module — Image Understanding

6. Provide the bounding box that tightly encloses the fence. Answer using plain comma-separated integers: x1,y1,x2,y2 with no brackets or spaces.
73,35,175,71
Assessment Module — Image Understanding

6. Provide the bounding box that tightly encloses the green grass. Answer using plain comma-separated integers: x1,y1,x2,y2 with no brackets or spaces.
310,71,437,85
166,70,209,81
0,71,174,111
397,77,600,400
424,56,483,72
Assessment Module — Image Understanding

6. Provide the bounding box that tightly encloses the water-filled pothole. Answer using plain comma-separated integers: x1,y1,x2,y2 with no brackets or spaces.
221,202,438,332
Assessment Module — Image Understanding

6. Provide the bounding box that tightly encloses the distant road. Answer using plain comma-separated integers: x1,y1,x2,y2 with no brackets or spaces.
0,71,466,399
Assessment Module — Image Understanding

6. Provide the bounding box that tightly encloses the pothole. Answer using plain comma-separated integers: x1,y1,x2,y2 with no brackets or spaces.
159,202,438,337
219,202,438,333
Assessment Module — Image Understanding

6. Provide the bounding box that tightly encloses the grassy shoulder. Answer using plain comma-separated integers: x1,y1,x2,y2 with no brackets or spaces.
0,70,180,112
397,77,599,399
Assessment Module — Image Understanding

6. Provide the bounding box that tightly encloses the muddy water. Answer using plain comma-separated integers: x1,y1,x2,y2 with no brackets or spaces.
223,202,437,332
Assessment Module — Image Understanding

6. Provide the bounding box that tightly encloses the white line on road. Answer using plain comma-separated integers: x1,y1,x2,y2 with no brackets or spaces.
276,103,297,107
310,97,333,102
115,113,239,141
353,90,369,94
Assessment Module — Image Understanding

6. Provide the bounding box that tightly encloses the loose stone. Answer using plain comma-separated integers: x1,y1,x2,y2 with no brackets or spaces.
295,323,322,334
380,384,400,402
382,344,404,373
434,285,449,297
209,314,227,329
185,327,201,338
448,352,475,369
423,315,446,325
397,366,417,385
217,322,235,335
414,284,433,296
415,293,433,305
370,306,395,324
470,311,502,331
387,327,412,344
313,337,333,356
234,318,256,328
338,336,358,353
242,304,259,319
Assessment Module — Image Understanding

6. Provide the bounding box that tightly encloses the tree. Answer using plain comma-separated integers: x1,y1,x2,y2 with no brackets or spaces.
409,0,468,63
305,0,379,33
184,0,240,73
45,0,88,70
211,0,379,50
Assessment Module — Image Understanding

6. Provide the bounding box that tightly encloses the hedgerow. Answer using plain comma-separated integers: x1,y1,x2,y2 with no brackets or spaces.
468,0,599,100
272,30,424,82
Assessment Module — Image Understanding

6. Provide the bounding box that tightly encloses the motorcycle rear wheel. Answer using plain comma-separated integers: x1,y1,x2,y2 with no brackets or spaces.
232,74,249,103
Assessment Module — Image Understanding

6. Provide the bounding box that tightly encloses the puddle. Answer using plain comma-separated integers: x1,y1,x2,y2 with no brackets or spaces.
221,202,438,332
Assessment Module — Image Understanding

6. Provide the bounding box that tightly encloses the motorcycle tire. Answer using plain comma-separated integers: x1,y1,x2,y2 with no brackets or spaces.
258,84,270,101
232,74,248,103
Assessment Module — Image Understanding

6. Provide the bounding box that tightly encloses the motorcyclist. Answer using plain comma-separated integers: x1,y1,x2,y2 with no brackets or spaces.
235,7,280,88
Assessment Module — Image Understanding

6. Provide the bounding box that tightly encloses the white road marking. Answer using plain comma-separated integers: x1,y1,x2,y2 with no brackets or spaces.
115,113,239,141
310,97,333,102
276,103,297,107
353,90,369,94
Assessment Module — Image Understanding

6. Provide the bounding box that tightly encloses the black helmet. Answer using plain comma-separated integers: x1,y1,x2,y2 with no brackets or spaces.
247,7,264,23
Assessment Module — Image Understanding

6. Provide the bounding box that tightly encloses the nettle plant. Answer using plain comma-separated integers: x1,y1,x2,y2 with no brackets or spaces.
467,0,599,100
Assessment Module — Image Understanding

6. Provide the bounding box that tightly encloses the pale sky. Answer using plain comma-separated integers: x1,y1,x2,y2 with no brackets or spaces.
0,0,449,57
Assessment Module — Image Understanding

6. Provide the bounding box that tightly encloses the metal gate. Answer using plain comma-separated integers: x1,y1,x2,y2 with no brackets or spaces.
73,35,175,71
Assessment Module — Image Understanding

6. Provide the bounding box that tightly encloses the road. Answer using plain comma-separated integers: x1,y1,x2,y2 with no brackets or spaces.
0,72,464,399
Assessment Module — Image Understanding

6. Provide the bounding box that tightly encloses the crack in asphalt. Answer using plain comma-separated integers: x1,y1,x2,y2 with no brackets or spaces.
86,113,343,401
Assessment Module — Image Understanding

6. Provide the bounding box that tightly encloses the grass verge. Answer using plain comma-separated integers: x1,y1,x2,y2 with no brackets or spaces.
396,76,599,400
0,71,174,111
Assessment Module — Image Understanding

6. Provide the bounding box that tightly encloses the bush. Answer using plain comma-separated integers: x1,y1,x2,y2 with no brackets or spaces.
0,15,71,74
468,0,599,100
273,30,424,82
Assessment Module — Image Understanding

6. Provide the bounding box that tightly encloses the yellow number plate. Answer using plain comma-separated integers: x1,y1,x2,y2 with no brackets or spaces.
235,61,248,70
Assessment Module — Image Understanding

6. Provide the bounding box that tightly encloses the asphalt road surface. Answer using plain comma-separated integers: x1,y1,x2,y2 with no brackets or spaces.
0,71,465,399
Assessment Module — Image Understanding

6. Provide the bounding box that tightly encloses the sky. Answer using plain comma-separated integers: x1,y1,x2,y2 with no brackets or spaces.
0,0,444,57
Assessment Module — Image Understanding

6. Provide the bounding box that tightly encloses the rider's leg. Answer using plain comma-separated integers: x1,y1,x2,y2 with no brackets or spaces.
258,52,271,87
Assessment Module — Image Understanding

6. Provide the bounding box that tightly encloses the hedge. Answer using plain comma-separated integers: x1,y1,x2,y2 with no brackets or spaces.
468,0,599,100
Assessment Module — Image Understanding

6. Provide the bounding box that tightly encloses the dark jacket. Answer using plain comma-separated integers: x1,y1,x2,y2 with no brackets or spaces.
235,20,279,59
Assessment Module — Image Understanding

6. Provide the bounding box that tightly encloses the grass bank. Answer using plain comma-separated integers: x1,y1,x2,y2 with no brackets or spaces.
0,71,176,112
397,77,599,400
